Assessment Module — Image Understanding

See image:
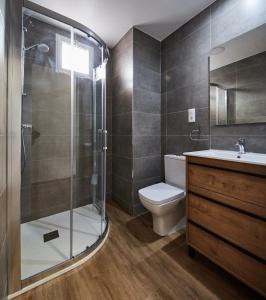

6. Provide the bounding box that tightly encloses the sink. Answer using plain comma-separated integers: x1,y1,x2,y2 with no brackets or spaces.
183,149,266,166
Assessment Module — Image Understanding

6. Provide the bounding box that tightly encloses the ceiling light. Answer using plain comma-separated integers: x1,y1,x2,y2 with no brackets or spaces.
210,46,226,55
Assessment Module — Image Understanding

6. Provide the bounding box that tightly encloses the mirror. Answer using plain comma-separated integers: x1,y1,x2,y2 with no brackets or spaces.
209,23,266,126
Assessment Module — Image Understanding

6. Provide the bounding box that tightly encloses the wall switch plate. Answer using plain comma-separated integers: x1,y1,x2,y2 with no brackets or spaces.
188,108,196,123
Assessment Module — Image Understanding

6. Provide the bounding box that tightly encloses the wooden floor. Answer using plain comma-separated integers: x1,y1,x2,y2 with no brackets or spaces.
15,201,263,300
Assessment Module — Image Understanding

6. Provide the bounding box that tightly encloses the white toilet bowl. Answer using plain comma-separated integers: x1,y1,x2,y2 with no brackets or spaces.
138,155,186,236
139,182,185,236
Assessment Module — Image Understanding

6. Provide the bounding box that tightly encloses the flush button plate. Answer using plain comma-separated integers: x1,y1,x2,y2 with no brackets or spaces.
188,108,196,123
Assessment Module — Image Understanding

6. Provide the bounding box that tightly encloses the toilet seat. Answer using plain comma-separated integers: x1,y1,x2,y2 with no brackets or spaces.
139,182,185,205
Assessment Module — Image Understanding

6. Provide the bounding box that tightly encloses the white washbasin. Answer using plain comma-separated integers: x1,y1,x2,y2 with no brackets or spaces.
183,149,266,166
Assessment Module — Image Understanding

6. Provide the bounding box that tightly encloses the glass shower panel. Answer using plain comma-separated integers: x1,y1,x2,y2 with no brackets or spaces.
20,9,72,279
72,29,106,256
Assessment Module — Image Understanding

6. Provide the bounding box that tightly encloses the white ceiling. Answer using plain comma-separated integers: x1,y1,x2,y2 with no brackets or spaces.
31,0,216,48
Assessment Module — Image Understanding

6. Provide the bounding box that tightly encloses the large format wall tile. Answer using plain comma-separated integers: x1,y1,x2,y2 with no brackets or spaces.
162,0,266,156
133,135,161,158
133,112,161,136
0,1,8,297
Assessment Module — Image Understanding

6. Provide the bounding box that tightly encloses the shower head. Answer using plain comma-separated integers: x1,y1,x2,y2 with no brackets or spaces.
24,43,50,53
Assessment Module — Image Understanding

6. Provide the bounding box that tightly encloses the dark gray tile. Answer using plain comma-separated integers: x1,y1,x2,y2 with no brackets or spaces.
133,135,161,158
112,88,132,115
167,25,210,69
161,43,167,74
112,28,133,58
161,92,166,115
112,174,133,214
167,108,209,136
167,80,208,113
133,155,161,180
112,174,132,201
112,113,132,135
112,135,132,158
134,65,161,93
211,122,266,136
134,43,160,73
133,112,160,136
210,135,266,154
161,71,167,93
112,73,133,97
167,54,208,91
132,202,146,216
112,48,133,78
166,135,210,155
112,155,132,180
133,88,161,114
161,113,167,136
133,28,161,53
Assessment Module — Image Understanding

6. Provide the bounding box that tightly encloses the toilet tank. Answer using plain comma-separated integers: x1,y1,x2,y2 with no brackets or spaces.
164,155,186,189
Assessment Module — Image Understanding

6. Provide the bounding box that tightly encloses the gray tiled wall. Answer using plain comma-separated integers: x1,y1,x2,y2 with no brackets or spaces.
111,29,134,213
162,0,266,155
132,29,161,214
0,0,7,298
111,28,161,215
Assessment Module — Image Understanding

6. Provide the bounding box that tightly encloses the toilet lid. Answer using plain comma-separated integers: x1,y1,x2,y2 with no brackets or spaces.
138,182,185,205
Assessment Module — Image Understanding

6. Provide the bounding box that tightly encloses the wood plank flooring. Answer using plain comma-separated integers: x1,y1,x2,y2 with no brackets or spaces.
14,201,263,300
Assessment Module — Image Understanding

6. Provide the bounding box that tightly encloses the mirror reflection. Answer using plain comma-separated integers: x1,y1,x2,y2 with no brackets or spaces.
210,23,266,126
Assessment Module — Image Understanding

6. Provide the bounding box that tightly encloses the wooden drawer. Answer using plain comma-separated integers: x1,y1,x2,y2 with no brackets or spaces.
187,223,266,297
188,164,266,218
188,193,266,260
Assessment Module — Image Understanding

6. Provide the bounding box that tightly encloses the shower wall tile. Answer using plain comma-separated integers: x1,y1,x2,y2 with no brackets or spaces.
31,158,71,183
24,178,71,222
31,135,71,160
0,0,7,297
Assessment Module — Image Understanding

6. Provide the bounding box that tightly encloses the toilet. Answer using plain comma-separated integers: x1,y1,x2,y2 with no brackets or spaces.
138,155,186,236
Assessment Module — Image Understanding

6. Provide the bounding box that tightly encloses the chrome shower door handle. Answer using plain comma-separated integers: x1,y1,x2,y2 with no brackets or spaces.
103,130,108,151
97,129,108,151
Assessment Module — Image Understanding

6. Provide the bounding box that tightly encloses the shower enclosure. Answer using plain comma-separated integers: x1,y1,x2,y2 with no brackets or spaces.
20,5,108,280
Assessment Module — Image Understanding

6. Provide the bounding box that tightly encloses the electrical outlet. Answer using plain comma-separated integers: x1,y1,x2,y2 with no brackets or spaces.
188,108,195,123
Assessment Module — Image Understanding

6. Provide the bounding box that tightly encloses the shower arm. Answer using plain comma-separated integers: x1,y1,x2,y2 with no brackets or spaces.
23,43,39,51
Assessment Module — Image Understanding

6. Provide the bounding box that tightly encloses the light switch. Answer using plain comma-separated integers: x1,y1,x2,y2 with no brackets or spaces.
188,108,195,123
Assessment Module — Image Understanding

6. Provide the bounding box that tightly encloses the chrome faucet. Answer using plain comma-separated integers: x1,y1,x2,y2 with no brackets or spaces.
235,138,246,154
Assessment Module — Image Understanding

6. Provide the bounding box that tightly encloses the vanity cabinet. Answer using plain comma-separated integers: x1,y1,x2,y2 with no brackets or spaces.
185,155,266,296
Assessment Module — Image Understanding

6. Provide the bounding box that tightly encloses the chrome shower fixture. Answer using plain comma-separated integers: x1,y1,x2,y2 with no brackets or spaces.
24,43,50,53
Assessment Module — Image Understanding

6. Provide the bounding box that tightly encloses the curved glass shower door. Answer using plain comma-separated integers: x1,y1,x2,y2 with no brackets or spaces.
72,29,107,256
20,8,106,280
